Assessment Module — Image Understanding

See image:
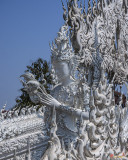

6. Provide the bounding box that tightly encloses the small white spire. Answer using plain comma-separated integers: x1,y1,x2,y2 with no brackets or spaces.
13,149,18,160
25,138,31,160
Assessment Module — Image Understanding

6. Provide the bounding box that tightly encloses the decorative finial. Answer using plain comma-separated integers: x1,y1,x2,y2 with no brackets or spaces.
61,0,68,21
3,102,7,110
87,0,91,15
13,149,18,160
83,0,85,11
61,138,65,150
25,138,31,160
122,0,127,14
80,112,83,125
80,0,82,8
83,0,86,19
51,105,56,123
92,0,97,17
102,0,105,8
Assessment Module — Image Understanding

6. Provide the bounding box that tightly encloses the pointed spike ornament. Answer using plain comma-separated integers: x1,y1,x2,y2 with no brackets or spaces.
13,150,18,160
86,0,92,28
80,0,82,9
83,0,86,20
102,0,105,8
61,138,65,150
25,138,31,160
61,0,68,21
122,0,127,13
92,0,97,17
52,105,56,123
87,0,91,15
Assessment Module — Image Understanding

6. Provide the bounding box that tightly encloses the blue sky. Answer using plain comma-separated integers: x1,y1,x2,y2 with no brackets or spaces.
0,0,90,110
0,0,67,109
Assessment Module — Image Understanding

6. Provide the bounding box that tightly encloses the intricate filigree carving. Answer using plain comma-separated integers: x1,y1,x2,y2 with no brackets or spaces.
1,0,128,159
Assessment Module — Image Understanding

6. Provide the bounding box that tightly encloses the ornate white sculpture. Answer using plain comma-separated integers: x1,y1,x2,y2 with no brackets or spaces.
1,0,128,159
20,0,128,159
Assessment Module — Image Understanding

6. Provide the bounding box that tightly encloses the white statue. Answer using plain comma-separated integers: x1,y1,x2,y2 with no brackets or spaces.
20,23,89,133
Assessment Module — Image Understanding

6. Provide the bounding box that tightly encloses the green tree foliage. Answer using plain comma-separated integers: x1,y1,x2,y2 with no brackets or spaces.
14,58,52,109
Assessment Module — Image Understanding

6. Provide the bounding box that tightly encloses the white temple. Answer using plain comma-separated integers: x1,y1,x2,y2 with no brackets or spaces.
1,0,128,159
